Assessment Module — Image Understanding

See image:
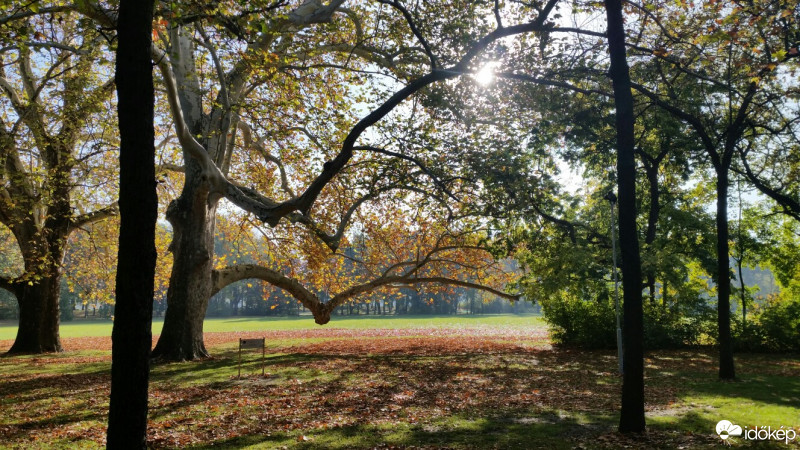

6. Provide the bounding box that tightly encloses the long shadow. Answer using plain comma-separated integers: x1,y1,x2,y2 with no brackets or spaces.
646,410,780,448
643,350,800,410
674,374,800,410
1,409,108,443
215,316,311,324
147,351,362,419
187,408,614,450
0,369,109,401
148,351,336,382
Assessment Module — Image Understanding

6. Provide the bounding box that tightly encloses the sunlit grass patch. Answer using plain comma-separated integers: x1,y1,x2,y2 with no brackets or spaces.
0,314,546,343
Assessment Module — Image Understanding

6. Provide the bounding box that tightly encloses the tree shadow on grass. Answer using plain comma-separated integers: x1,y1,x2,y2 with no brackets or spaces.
645,409,794,448
675,374,800,410
643,350,800,410
0,410,107,443
0,370,109,402
187,409,615,450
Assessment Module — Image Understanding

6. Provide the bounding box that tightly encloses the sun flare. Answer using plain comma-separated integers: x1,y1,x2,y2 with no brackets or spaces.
474,61,499,86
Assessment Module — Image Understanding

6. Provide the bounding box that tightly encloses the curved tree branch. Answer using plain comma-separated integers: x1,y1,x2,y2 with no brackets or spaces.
254,2,560,226
354,145,458,200
738,150,800,221
376,0,438,70
68,203,119,233
330,275,519,306
211,264,329,322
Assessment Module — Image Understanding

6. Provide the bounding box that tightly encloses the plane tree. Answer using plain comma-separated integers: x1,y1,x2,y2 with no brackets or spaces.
134,0,564,361
0,10,119,353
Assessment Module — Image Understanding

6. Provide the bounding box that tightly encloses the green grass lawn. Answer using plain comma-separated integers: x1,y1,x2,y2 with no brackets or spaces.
0,315,797,449
0,313,546,340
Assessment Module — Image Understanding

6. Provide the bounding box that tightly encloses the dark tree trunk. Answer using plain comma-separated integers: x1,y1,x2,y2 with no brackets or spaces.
604,0,646,433
639,143,667,305
738,258,746,325
5,212,69,354
644,161,660,304
716,168,735,380
150,163,218,361
6,226,68,354
8,272,62,353
106,0,157,446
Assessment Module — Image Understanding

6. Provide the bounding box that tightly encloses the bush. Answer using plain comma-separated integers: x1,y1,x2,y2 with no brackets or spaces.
540,293,715,350
643,304,701,349
542,290,799,353
733,295,800,353
539,293,617,349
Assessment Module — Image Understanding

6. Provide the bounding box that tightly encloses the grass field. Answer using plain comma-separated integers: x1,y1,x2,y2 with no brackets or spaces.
0,314,798,449
0,314,546,341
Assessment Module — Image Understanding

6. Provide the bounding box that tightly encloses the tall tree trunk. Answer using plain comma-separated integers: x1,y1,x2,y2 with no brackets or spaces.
106,0,157,445
604,0,646,433
644,161,660,304
716,168,735,380
151,167,218,361
8,271,62,353
738,259,746,325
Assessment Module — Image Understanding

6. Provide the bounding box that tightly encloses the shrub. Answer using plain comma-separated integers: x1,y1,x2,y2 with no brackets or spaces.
540,293,715,350
539,292,617,349
733,295,800,353
643,303,703,349
541,290,799,352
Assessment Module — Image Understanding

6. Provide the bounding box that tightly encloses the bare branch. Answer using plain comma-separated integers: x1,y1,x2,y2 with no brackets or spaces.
493,0,503,29
289,0,347,25
152,45,225,183
738,150,800,221
336,6,363,42
0,42,90,54
628,80,720,164
495,71,613,97
0,5,71,26
195,25,230,111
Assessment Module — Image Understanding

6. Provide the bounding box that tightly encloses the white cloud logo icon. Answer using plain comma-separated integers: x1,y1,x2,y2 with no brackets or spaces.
716,420,743,440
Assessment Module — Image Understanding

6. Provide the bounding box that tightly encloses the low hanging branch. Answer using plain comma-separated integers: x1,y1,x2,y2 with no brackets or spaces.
67,203,120,233
211,255,519,325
